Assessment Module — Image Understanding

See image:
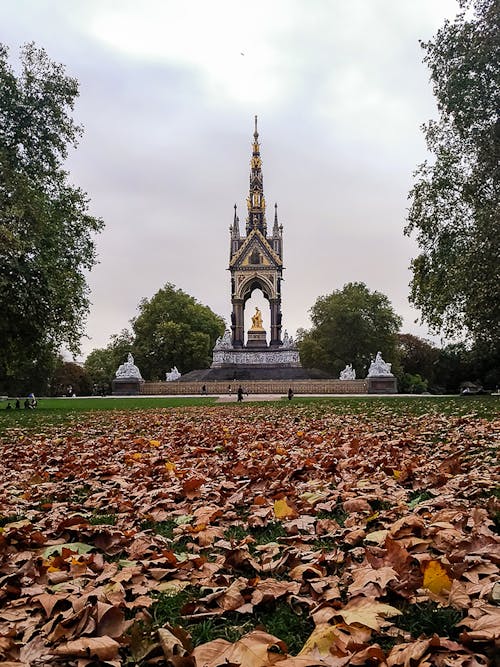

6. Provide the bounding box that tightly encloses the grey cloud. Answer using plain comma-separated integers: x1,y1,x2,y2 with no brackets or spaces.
0,0,457,357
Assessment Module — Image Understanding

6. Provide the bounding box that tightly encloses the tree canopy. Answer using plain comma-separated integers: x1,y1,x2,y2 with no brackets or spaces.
397,333,440,384
297,282,402,377
84,329,134,392
0,43,103,394
132,284,225,379
406,0,499,350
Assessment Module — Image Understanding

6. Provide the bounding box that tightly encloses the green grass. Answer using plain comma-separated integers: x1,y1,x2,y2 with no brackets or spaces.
0,396,217,433
280,395,500,419
224,525,248,542
317,506,348,527
151,588,313,653
141,519,193,552
0,396,216,413
141,519,178,540
0,514,26,527
248,522,287,546
393,600,464,639
0,395,498,427
89,513,117,526
408,490,434,509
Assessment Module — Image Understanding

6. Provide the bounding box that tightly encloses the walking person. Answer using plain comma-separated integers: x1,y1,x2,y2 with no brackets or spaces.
237,385,244,402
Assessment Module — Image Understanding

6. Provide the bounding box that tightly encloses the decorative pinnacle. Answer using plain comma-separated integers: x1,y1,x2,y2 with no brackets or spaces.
254,115,258,138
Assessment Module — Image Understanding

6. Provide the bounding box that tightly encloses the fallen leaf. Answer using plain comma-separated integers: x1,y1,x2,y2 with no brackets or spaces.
52,636,120,660
274,498,297,519
422,560,452,594
336,597,402,631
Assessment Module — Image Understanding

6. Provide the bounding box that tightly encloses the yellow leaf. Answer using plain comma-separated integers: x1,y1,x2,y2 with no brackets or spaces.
393,470,401,479
365,529,389,544
273,498,296,519
149,439,161,447
300,490,328,505
337,598,401,631
299,623,338,655
131,452,142,460
165,461,177,472
423,560,452,594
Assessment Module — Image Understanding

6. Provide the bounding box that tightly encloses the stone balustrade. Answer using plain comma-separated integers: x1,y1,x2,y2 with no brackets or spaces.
140,379,368,395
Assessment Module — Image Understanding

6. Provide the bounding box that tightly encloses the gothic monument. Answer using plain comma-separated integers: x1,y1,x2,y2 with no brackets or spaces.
193,117,328,381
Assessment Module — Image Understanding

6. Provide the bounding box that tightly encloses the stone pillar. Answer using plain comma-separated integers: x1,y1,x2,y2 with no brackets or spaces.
269,300,282,347
112,378,144,395
231,300,245,348
367,376,398,394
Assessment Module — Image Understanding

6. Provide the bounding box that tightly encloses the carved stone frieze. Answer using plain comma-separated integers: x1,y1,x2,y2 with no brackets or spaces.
212,348,301,367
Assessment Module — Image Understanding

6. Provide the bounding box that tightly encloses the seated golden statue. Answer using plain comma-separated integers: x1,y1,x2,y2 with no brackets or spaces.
251,307,264,330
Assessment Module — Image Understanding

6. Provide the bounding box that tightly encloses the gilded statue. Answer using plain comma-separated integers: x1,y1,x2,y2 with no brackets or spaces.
251,307,264,330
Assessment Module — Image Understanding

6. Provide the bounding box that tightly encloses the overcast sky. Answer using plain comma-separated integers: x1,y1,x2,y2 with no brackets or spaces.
1,0,460,359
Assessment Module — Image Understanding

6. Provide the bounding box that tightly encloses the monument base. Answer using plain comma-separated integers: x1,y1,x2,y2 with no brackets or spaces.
112,378,144,395
211,346,301,368
367,376,397,394
179,365,331,382
246,329,268,348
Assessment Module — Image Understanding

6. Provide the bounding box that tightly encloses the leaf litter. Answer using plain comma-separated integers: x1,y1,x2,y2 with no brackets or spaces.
0,403,498,665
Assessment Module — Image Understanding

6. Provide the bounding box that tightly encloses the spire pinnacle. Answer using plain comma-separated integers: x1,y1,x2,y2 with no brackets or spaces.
232,203,240,238
273,202,280,236
247,116,266,235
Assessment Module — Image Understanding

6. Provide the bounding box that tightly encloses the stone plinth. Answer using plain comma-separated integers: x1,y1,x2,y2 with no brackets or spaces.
367,376,397,394
211,347,301,368
112,377,144,395
246,329,268,348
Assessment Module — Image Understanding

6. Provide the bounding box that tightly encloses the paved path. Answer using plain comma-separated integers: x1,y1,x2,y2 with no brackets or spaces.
215,393,287,403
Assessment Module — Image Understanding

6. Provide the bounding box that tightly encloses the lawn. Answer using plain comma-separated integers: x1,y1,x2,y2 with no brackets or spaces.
0,400,498,665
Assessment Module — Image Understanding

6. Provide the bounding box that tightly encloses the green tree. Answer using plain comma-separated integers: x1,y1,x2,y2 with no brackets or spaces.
434,343,475,393
406,0,499,350
132,284,225,379
397,333,440,386
0,43,103,394
50,360,92,396
399,373,429,394
297,282,402,377
84,329,135,391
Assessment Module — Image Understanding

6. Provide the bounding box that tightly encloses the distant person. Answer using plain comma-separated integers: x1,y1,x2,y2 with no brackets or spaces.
24,399,30,409
5,402,12,410
288,388,294,401
228,384,232,395
237,385,244,402
201,384,207,395
15,399,20,409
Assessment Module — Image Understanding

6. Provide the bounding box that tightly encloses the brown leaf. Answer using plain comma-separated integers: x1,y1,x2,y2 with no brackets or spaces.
386,638,431,666
52,636,120,660
192,630,287,667
336,597,402,631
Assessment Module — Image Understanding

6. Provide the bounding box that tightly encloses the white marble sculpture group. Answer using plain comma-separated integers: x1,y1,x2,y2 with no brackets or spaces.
114,348,393,383
115,353,143,380
339,364,356,380
339,352,393,380
166,367,181,382
367,351,393,377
